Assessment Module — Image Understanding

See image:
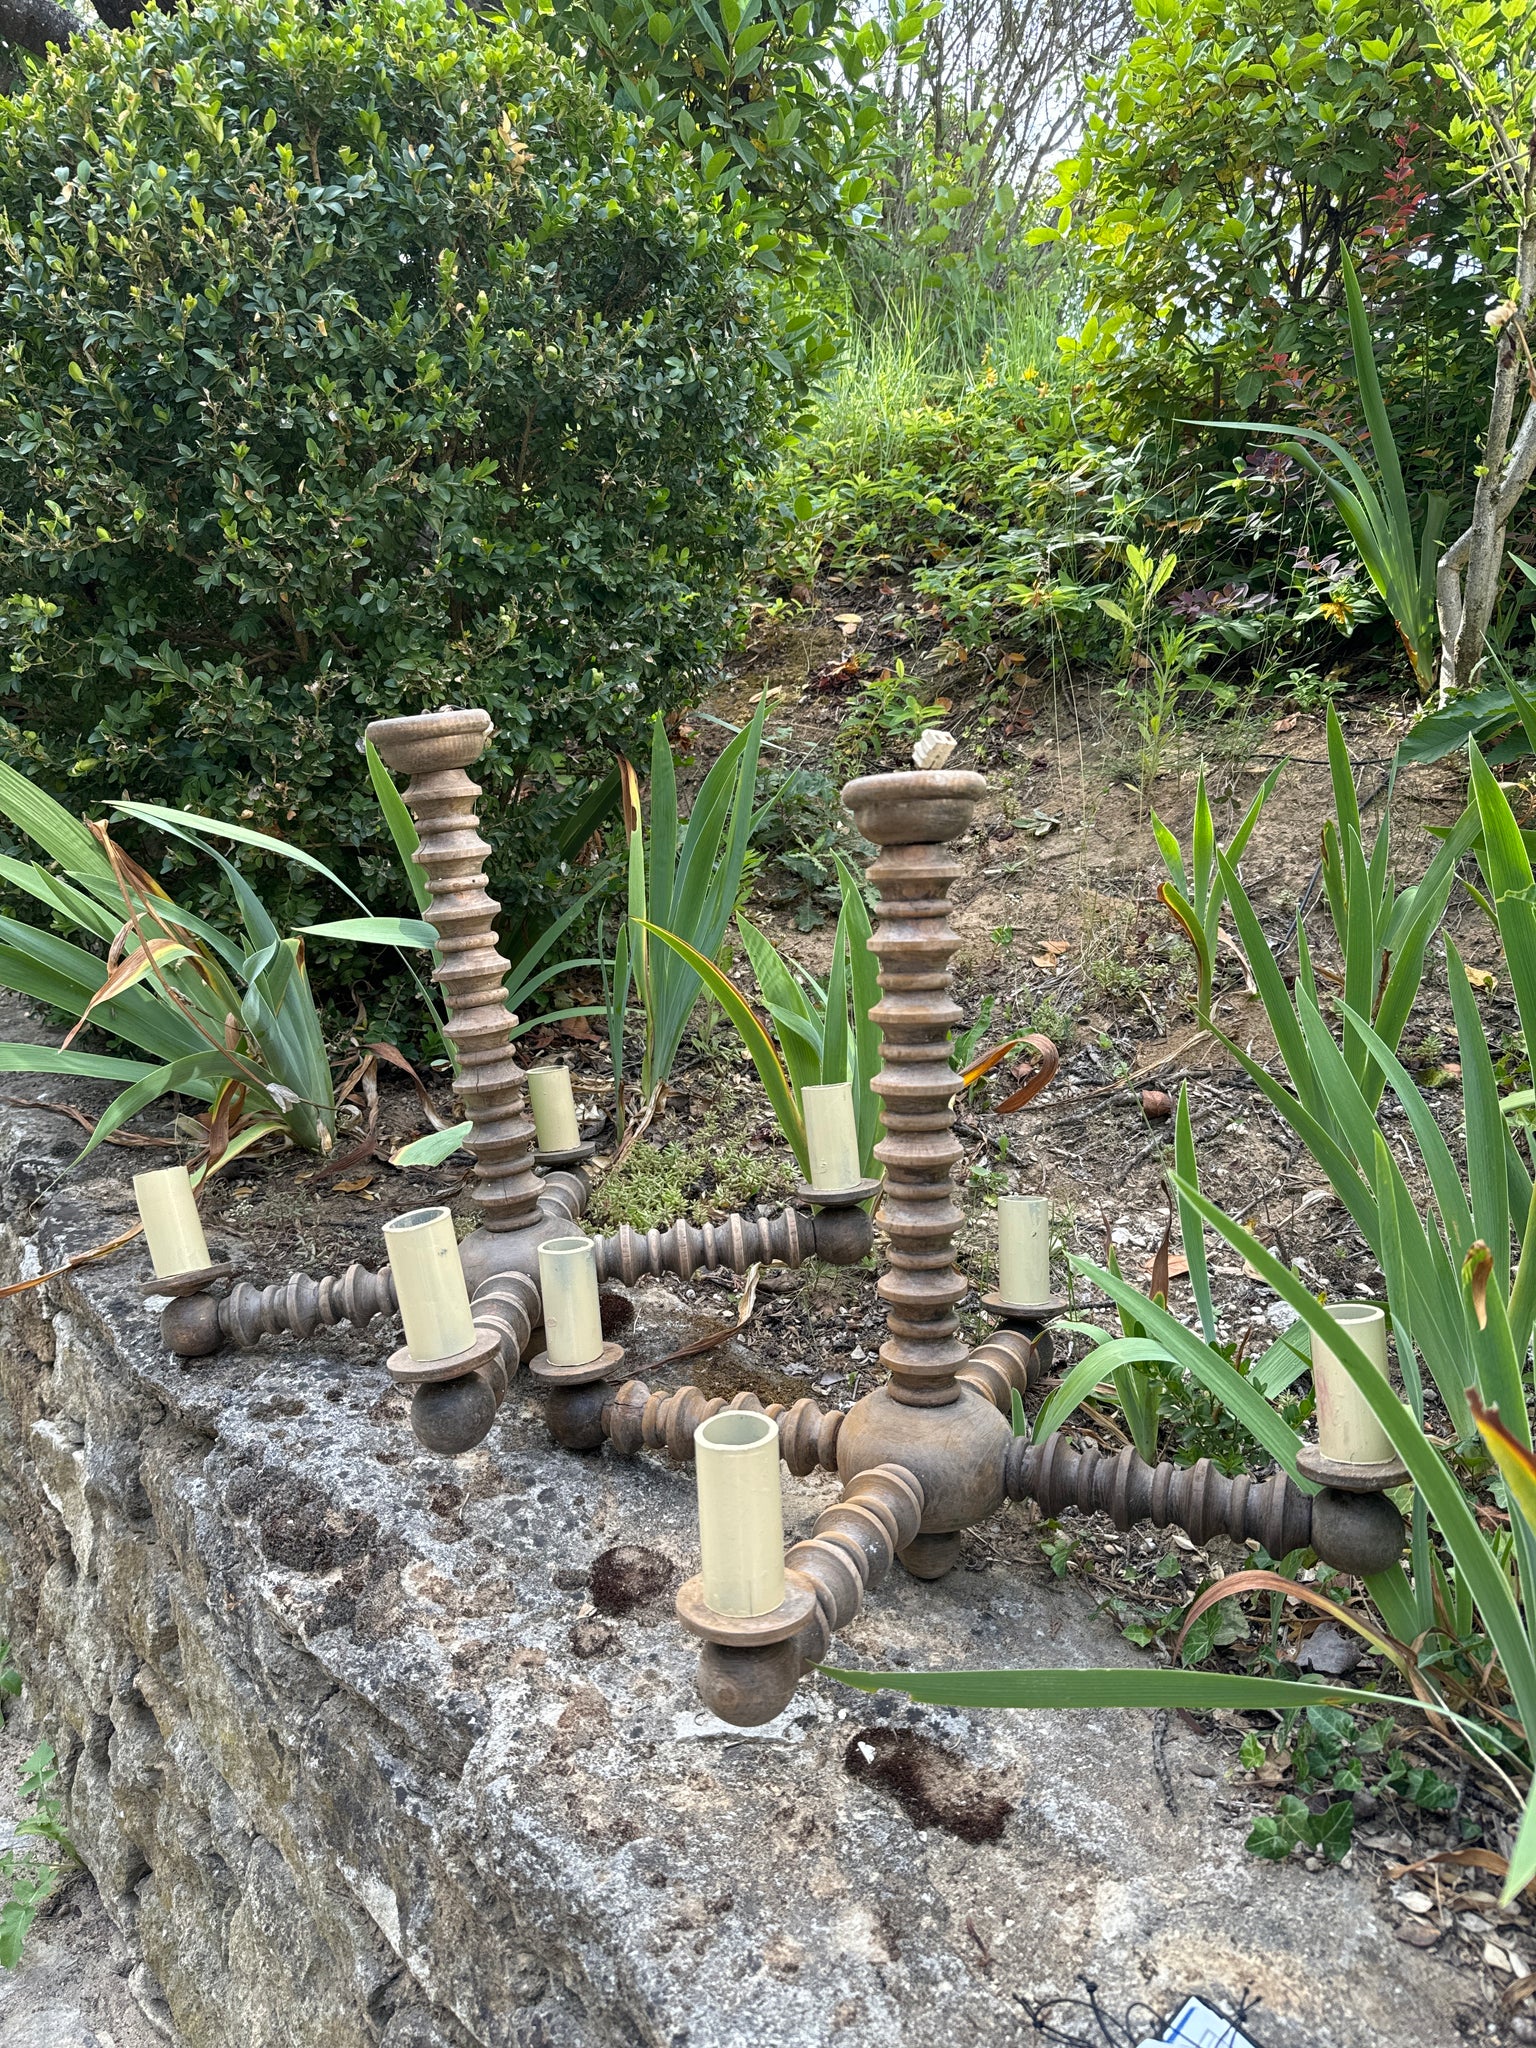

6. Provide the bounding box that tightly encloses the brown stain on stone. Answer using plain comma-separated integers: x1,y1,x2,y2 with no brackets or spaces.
230,1468,387,1577
570,1617,618,1659
844,1726,1013,1844
587,1544,677,1616
598,1290,635,1340
552,1686,614,1754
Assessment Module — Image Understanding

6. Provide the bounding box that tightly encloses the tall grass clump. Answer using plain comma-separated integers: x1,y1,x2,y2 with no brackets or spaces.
796,261,1073,481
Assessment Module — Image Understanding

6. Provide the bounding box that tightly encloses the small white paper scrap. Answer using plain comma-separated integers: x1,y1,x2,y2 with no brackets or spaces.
912,728,957,770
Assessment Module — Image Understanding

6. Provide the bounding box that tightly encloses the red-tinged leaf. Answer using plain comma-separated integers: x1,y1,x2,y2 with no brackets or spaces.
1465,1241,1493,1331
306,1134,380,1184
1388,1845,1520,1887
995,1035,1060,1114
201,1077,248,1172
364,1039,452,1130
1157,878,1202,951
60,936,197,1047
618,754,642,840
959,1035,1027,1087
334,1052,374,1107
1469,1388,1536,1534
0,1219,145,1299
1150,1212,1171,1307
1173,1569,1413,1678
0,1097,177,1148
86,817,171,903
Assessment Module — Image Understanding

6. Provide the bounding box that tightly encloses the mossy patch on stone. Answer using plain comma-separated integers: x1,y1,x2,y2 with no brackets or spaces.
587,1110,793,1233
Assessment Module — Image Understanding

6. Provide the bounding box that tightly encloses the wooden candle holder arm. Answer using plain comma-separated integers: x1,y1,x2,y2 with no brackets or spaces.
536,1170,590,1224
782,1461,924,1663
161,1255,543,1461
1004,1433,1404,1576
468,1271,540,1381
405,1269,557,1466
954,1327,1049,1413
401,1270,544,1457
589,1202,872,1288
582,1379,844,1472
159,1261,399,1358
681,1463,925,1727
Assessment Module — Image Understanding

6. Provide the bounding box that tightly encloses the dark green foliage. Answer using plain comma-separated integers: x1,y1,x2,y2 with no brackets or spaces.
1245,1791,1355,1862
0,0,786,930
749,760,871,928
1039,0,1489,494
775,365,1387,685
536,0,924,307
1241,1703,1457,1863
0,1650,69,1973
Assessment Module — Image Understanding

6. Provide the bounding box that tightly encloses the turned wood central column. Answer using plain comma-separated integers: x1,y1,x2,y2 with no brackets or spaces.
841,768,985,1406
366,708,542,1232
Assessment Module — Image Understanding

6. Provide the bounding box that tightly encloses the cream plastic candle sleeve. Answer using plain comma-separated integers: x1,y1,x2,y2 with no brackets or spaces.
384,1206,477,1363
134,1165,211,1280
538,1236,604,1367
527,1066,581,1152
802,1080,861,1190
694,1410,786,1617
1311,1302,1396,1464
998,1195,1052,1304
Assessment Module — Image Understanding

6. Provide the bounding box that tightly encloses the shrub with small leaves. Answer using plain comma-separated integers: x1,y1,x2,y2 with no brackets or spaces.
0,0,787,931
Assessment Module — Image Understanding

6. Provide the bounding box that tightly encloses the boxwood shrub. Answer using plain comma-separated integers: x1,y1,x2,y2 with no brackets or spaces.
0,0,785,928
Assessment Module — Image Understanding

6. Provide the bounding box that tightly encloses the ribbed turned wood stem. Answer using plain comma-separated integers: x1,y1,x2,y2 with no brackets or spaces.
602,1380,844,1475
590,1202,870,1285
1006,1433,1315,1558
366,709,541,1231
841,770,985,1406
217,1262,397,1349
785,1463,925,1668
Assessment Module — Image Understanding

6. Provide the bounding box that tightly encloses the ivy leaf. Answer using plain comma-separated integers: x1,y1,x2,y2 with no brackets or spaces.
1245,1813,1294,1862
1307,1800,1355,1864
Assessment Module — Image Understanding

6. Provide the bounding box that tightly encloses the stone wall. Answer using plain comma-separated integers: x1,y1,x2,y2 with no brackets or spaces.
0,1095,1471,2047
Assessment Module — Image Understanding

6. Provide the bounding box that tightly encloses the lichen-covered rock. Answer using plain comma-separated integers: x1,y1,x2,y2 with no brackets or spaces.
0,1092,1472,2046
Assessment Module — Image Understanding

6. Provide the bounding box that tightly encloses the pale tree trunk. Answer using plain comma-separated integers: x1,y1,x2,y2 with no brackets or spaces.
1438,139,1536,700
